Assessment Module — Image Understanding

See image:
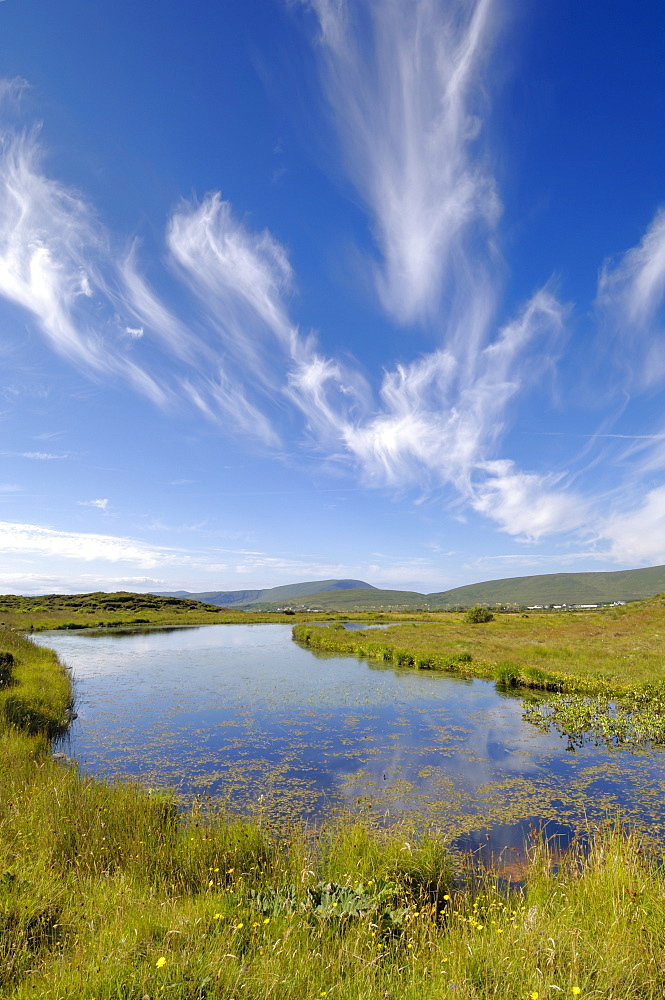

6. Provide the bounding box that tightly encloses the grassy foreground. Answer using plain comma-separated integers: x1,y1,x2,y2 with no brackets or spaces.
4,628,665,997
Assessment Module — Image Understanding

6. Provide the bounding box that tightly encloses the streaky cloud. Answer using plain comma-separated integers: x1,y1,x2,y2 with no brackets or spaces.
0,81,580,543
168,193,295,357
597,207,665,387
0,521,177,567
598,207,665,329
298,0,500,327
0,125,167,404
331,288,569,498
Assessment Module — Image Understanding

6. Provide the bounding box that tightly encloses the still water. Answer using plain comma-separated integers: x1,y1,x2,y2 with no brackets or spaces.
36,624,665,852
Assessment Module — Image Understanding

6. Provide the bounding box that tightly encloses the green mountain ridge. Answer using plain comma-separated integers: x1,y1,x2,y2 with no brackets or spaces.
152,579,375,608
250,565,665,611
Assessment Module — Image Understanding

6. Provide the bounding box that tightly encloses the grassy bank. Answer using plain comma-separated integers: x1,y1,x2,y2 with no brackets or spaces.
293,600,665,748
4,627,665,997
0,591,353,631
294,597,665,695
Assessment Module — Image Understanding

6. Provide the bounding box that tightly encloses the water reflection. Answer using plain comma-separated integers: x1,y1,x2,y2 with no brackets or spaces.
35,624,665,847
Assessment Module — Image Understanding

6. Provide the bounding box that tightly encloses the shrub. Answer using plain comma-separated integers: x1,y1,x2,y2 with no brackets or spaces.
464,605,494,623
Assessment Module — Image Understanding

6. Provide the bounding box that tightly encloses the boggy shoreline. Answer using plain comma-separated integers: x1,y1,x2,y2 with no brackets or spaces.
3,625,665,997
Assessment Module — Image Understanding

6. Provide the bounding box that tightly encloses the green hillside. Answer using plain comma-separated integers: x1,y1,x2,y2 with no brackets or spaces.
0,591,226,616
0,591,232,628
154,579,374,608
253,588,427,611
254,564,665,611
428,564,665,608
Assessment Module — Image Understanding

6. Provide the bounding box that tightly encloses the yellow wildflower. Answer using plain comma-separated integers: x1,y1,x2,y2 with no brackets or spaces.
571,990,581,997
155,957,166,968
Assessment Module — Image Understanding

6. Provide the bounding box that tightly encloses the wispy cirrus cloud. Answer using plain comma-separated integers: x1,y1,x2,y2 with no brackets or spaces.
1,450,69,460
299,0,501,328
2,0,662,567
472,461,588,539
0,125,168,404
597,207,665,388
0,62,578,544
598,208,665,330
599,485,665,565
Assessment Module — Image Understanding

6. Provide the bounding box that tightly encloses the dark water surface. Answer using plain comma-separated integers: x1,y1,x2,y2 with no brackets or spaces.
35,624,665,852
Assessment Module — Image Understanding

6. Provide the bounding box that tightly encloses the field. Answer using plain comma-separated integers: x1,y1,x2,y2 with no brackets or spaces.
3,625,665,997
0,592,347,630
294,597,665,693
294,597,665,749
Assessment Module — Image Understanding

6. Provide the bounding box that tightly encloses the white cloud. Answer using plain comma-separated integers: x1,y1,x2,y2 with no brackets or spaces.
598,208,665,329
299,0,500,325
471,460,587,540
77,498,109,511
0,572,170,596
0,70,602,548
599,486,665,565
0,124,168,404
168,193,295,358
0,78,29,109
2,451,69,460
0,521,175,567
294,287,567,532
597,208,665,388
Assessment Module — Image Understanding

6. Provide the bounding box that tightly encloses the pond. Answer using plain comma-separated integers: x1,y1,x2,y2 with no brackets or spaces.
35,623,665,858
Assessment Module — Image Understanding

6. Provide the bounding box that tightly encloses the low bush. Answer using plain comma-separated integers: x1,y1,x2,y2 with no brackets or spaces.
463,605,494,623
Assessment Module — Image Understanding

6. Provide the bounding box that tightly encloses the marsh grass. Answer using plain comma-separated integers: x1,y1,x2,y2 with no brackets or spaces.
294,597,665,694
0,591,350,631
294,605,665,748
5,628,665,996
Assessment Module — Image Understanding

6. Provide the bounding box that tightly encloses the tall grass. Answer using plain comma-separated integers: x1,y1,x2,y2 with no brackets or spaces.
3,627,665,997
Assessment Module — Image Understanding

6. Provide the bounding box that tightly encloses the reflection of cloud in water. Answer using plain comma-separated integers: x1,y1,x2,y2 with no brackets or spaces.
40,624,665,847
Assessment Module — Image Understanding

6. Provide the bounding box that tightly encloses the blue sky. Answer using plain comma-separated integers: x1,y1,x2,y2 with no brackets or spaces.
1,0,665,596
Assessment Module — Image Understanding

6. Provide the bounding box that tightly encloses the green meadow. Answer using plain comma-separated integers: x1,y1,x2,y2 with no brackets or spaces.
0,592,348,631
295,596,665,748
3,604,665,996
294,597,665,693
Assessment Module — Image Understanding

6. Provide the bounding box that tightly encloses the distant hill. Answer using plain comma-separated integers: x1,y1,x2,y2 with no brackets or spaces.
153,579,375,609
156,589,263,607
250,588,425,611
246,565,665,612
427,565,665,608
